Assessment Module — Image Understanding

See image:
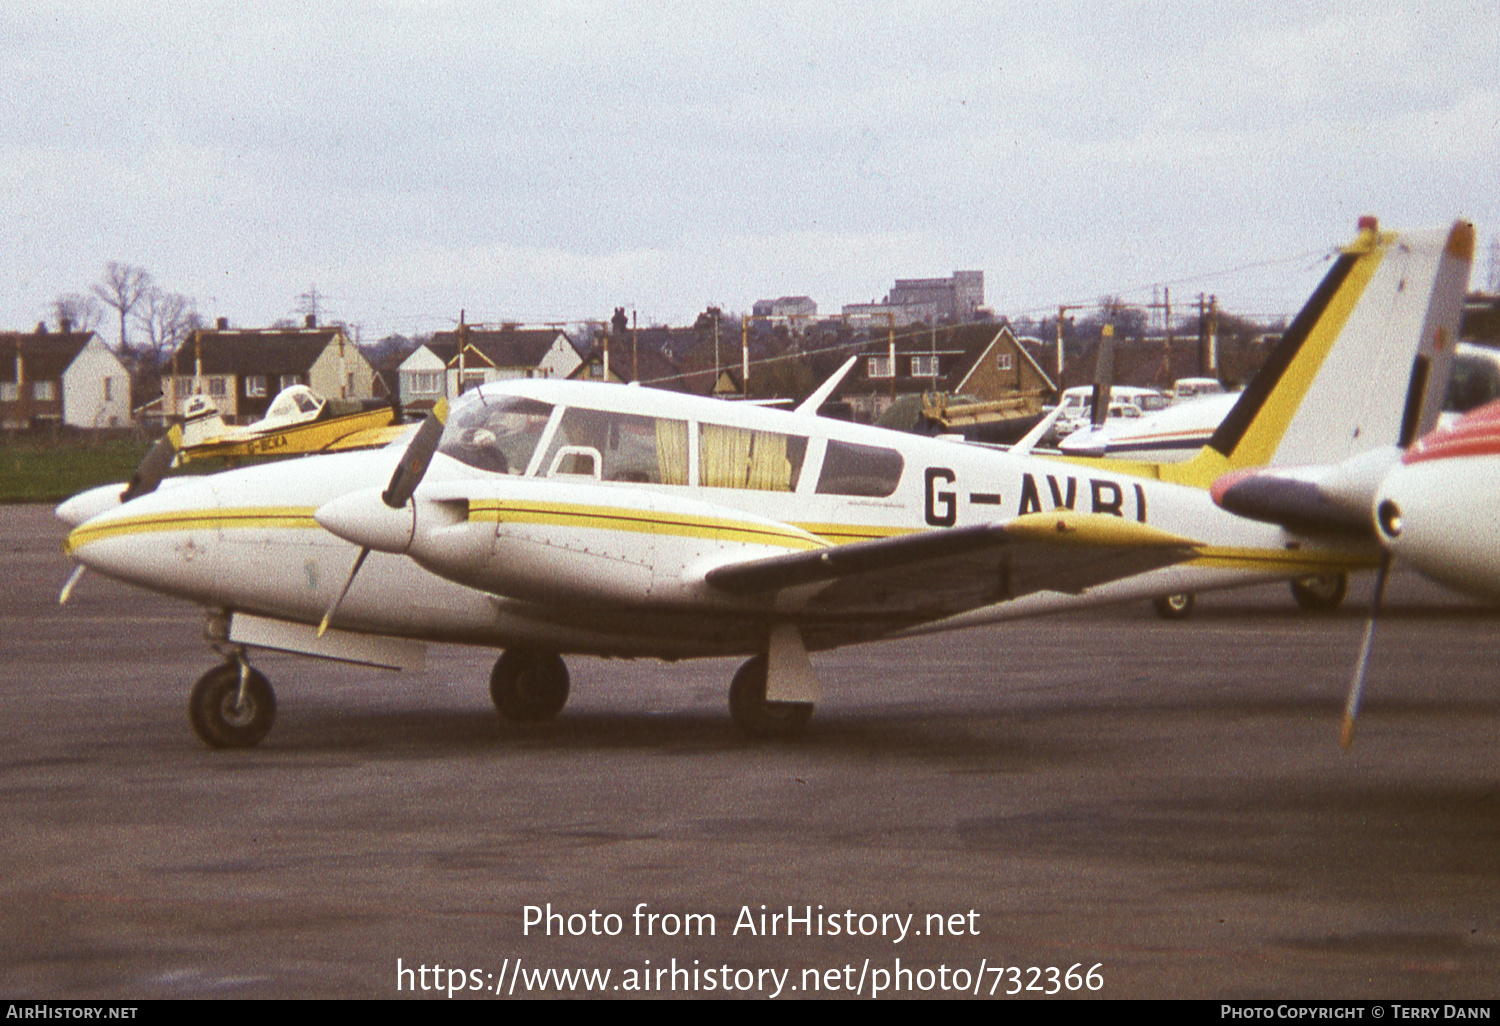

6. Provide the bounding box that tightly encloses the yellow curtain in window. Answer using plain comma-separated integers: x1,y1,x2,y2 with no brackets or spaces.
654,419,689,485
699,425,791,491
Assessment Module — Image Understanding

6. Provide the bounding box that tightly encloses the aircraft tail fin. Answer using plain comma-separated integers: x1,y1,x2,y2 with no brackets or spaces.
179,394,227,448
1163,218,1473,489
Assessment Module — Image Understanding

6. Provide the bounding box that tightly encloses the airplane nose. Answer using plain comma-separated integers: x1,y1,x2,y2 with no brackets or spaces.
63,477,221,592
56,483,126,527
314,488,416,554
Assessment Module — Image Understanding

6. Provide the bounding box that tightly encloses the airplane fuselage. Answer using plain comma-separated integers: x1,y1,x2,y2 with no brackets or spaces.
65,379,1369,661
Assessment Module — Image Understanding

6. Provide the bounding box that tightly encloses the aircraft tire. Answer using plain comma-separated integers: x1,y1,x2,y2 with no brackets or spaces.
729,656,813,738
1152,592,1195,620
1290,572,1348,612
188,662,276,749
490,647,569,722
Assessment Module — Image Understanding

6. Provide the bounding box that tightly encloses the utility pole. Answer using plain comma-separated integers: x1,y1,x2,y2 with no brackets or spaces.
1208,295,1218,377
740,315,750,396
1056,305,1084,384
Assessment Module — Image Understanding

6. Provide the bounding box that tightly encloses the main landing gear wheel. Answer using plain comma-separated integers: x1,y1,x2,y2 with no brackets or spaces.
188,661,276,749
728,655,814,738
490,647,570,722
1152,592,1196,620
1290,572,1348,612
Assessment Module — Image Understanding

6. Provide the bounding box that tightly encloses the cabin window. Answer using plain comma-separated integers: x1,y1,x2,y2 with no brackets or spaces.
33,381,56,401
541,407,690,485
208,377,227,398
1,382,17,401
997,353,1013,371
867,356,893,378
815,440,904,498
279,374,301,391
438,394,555,474
245,375,268,397
699,425,807,492
911,355,939,377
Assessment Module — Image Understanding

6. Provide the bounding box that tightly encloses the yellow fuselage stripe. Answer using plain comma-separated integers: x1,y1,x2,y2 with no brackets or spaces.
467,500,825,550
64,507,319,554
64,505,1376,577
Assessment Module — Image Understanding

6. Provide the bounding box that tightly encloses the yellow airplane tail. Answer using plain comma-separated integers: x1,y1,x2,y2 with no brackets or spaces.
1157,218,1474,489
179,393,227,449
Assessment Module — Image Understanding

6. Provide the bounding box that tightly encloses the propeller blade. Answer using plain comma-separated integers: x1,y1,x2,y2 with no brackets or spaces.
58,564,87,605
120,425,184,503
381,399,448,509
318,546,371,638
324,399,449,635
1341,556,1392,748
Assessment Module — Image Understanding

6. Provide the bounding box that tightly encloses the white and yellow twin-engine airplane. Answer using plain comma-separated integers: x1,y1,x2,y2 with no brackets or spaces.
56,219,1472,748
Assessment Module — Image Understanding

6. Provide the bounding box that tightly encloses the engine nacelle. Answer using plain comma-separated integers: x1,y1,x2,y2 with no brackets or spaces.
400,478,827,609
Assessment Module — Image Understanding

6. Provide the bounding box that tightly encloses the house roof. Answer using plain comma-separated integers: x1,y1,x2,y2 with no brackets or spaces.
429,328,573,369
843,323,1037,395
573,340,687,391
0,332,96,383
165,328,347,376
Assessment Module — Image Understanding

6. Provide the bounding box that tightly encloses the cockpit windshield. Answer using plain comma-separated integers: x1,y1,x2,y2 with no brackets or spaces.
437,393,555,474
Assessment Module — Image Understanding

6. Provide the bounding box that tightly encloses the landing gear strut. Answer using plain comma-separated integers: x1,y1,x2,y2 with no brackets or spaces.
490,647,570,722
188,654,276,748
729,655,813,738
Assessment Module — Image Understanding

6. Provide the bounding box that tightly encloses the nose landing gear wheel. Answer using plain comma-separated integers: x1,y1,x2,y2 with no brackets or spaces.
1290,572,1348,612
490,647,570,722
729,655,814,738
1152,592,1195,620
188,662,276,748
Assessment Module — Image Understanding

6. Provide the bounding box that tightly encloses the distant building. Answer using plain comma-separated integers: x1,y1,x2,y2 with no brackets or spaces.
0,327,132,429
751,296,818,329
160,317,374,424
399,325,582,410
843,270,985,326
838,323,1054,423
1464,292,1500,344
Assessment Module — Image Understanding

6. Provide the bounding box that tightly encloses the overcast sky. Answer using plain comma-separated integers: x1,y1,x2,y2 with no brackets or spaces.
1,1,1495,343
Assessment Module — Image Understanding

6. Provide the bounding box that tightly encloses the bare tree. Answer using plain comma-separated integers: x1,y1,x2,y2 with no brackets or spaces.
51,292,103,333
92,262,154,351
133,288,202,369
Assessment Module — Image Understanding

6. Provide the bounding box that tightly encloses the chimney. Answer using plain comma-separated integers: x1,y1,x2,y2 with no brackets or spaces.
305,314,317,329
60,317,72,334
216,317,229,330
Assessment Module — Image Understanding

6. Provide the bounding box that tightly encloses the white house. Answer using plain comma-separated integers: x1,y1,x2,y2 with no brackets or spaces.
1,329,132,428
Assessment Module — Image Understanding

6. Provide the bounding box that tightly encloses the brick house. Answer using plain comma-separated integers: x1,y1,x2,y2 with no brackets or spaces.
160,319,375,424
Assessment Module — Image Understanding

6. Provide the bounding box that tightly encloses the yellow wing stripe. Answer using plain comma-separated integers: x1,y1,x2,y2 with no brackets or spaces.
1187,546,1380,573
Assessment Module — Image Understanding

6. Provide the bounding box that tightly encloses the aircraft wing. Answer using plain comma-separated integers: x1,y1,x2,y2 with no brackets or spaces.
707,511,1200,620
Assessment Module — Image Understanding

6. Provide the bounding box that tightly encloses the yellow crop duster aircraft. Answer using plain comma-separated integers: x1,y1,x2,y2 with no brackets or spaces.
57,219,1472,748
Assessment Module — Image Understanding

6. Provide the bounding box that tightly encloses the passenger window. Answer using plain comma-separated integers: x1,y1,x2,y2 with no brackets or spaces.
815,440,904,497
699,425,808,491
541,407,690,484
